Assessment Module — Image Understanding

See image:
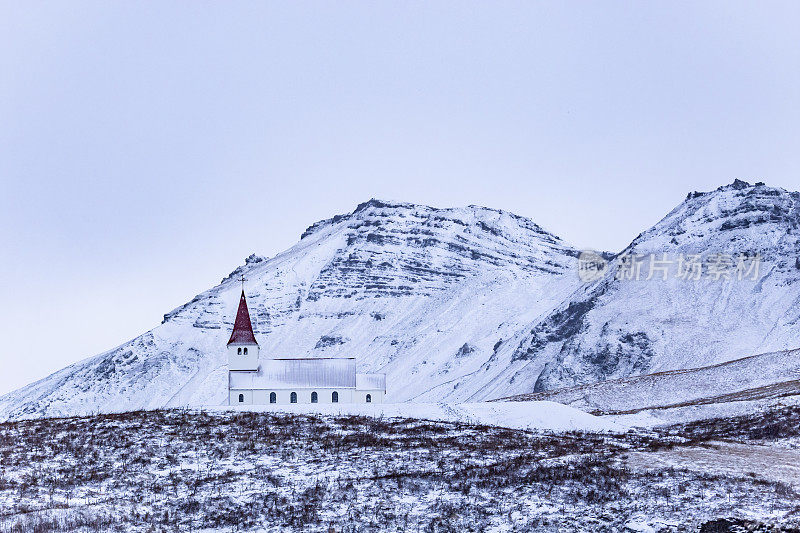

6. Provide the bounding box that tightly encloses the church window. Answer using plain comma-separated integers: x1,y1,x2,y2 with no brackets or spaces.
332,391,338,403
311,391,318,403
269,392,276,404
238,394,244,403
243,347,248,355
237,347,242,355
290,392,297,403
366,394,372,403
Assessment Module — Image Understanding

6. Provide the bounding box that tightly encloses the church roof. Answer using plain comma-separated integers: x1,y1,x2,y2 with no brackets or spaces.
230,358,357,389
228,290,258,345
356,373,386,392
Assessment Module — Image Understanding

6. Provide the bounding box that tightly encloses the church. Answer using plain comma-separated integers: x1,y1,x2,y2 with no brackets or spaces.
227,289,386,405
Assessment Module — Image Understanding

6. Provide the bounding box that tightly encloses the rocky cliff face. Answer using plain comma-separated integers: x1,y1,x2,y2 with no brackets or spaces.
3,181,800,420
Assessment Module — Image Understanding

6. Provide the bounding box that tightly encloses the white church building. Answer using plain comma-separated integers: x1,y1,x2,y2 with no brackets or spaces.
227,290,386,405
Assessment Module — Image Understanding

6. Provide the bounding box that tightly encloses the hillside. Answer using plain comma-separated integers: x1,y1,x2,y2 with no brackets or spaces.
504,180,800,393
1,408,798,532
501,347,800,426
0,200,581,419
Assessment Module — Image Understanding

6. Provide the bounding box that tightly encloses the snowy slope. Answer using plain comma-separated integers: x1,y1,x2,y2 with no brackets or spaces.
503,180,800,392
218,400,625,432
0,199,581,419
501,348,800,421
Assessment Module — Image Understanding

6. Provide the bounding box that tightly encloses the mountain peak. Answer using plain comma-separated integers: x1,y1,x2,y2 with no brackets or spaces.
352,198,411,213
686,179,771,200
728,178,753,190
301,198,404,239
300,198,565,245
629,179,799,260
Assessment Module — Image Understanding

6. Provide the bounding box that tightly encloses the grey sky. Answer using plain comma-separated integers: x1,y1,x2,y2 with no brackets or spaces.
1,1,798,396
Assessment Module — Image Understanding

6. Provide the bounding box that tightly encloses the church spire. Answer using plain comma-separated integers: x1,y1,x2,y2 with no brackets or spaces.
228,290,258,345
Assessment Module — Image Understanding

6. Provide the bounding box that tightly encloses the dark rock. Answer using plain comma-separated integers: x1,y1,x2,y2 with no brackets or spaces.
455,343,475,358
245,254,265,265
513,296,598,362
477,221,502,237
314,335,348,349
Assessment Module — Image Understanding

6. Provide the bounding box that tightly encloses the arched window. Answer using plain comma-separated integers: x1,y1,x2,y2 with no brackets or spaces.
290,392,297,403
238,393,244,403
237,347,242,355
243,347,248,355
269,392,276,404
332,391,338,403
366,394,372,403
311,392,318,403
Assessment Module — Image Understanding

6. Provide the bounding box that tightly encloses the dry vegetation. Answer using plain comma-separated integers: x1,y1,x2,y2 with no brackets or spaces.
0,408,798,532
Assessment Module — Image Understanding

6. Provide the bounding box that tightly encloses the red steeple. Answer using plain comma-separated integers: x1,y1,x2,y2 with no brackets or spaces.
228,290,258,345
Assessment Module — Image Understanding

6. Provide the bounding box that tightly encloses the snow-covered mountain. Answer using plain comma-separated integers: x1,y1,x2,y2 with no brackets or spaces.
514,179,800,392
3,181,800,420
0,199,582,419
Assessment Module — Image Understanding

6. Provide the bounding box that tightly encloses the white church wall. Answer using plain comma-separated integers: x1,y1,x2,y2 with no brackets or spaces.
230,389,254,405
230,388,358,405
355,389,384,404
228,344,260,371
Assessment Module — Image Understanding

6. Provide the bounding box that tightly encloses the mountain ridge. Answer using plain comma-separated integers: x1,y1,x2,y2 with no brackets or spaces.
2,180,799,420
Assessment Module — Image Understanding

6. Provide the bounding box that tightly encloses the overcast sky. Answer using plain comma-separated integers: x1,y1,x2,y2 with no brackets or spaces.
1,1,798,396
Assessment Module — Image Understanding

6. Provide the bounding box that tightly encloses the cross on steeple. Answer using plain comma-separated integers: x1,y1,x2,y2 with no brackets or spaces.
238,275,247,291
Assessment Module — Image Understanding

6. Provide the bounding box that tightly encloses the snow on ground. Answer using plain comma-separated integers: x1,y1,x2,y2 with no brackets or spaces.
215,400,626,433
622,441,800,491
502,348,800,427
1,408,797,532
608,394,800,427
